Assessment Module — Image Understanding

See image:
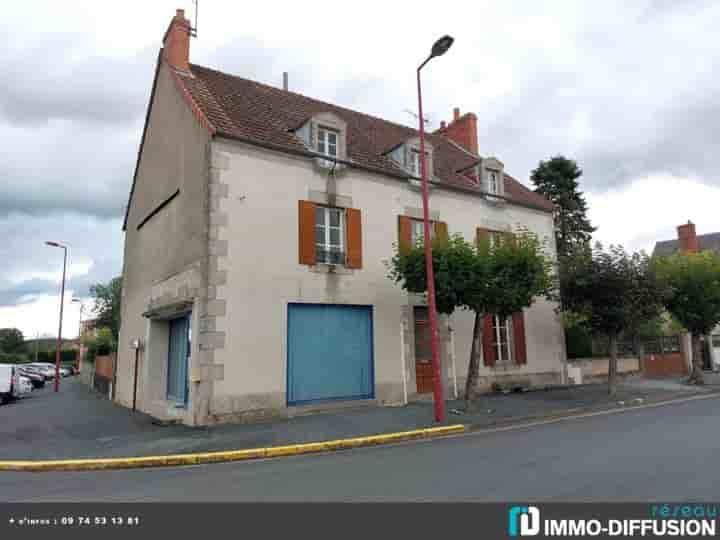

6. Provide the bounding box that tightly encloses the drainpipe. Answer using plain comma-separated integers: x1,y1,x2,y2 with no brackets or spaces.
400,318,408,405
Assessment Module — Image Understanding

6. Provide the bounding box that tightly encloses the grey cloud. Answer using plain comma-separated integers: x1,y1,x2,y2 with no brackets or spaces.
0,214,123,307
0,30,155,127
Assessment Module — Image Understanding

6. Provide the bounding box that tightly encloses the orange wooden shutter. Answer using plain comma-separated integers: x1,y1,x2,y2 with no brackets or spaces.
512,311,527,364
298,200,316,265
434,221,449,244
398,215,412,254
476,227,490,248
346,208,362,269
482,314,496,366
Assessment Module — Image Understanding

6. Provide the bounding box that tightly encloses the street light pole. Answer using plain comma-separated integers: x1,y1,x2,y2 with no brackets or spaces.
416,35,454,423
46,241,68,392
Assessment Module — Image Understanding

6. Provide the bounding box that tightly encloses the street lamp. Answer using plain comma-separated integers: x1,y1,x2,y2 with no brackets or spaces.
46,241,68,392
417,35,454,423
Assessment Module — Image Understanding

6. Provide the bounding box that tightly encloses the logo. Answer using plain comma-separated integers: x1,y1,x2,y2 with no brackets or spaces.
508,506,541,537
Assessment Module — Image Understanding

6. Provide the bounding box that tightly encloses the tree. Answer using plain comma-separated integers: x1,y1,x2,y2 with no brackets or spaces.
89,277,122,342
653,251,720,385
531,156,596,261
0,328,25,354
562,244,664,395
388,230,554,409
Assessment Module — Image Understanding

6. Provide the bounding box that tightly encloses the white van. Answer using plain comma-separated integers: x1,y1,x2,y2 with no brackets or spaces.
0,364,22,404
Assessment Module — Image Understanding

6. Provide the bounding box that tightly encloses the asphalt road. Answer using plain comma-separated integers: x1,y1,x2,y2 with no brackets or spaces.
3,395,719,502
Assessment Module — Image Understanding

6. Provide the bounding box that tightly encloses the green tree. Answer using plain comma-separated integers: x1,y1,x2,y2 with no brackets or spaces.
654,251,720,385
0,328,26,354
388,230,554,409
531,156,596,260
562,244,664,395
89,277,122,342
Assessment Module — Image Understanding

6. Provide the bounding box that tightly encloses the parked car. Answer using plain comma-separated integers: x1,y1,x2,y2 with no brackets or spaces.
16,367,45,389
27,363,56,380
0,364,22,404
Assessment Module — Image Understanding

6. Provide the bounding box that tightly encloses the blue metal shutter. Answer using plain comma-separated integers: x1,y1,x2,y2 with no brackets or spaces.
287,304,374,405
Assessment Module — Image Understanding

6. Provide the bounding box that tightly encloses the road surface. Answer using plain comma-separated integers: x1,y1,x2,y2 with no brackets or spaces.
2,395,718,501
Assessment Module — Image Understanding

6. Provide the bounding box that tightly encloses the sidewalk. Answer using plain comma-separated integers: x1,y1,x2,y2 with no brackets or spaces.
2,376,718,462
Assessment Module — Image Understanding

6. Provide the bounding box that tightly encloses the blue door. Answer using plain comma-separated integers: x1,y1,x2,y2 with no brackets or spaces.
167,314,190,405
287,304,374,405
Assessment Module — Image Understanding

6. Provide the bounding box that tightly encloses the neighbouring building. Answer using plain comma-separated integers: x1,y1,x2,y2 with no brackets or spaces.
653,221,720,371
115,9,566,426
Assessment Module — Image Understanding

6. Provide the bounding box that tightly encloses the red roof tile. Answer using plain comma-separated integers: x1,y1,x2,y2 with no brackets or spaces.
178,63,553,213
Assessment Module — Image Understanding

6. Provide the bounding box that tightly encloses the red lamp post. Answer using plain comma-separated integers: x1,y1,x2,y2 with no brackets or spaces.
46,241,68,392
417,35,454,423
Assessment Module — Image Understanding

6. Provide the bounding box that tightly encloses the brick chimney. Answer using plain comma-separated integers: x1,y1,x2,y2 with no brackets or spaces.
677,221,699,253
435,107,478,155
163,9,191,72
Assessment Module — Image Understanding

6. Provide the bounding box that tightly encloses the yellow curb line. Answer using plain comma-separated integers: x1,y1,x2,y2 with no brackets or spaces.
0,425,466,473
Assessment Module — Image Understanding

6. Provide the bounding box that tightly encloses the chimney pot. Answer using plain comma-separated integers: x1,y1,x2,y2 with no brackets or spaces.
283,72,289,91
453,107,460,121
440,120,446,129
176,8,185,17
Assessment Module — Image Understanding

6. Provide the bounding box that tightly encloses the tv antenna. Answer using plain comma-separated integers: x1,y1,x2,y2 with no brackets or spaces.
403,109,431,127
190,0,199,37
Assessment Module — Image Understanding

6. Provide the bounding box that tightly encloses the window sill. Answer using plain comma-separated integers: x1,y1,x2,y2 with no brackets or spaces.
309,263,354,275
483,194,507,206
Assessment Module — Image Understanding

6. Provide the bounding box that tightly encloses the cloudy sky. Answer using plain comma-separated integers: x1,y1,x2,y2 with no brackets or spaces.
1,0,719,338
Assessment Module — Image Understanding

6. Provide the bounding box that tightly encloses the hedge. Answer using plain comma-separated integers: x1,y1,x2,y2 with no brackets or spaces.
0,352,29,364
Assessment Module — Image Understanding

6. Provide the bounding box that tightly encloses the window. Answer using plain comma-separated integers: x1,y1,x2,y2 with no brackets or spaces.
315,206,345,264
411,218,435,247
488,171,500,194
409,148,429,177
488,231,503,249
492,315,513,363
712,335,720,348
317,127,338,158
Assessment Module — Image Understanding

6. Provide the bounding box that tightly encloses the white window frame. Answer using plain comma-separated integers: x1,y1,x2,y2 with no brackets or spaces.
488,171,500,195
488,231,503,249
317,126,339,159
492,315,514,364
409,148,429,177
315,206,345,265
411,218,435,247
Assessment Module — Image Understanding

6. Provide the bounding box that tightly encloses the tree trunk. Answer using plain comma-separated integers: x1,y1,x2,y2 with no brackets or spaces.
608,334,618,397
464,311,483,411
688,334,705,385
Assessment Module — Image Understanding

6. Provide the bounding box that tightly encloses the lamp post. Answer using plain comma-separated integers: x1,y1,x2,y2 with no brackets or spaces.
46,241,68,392
417,35,454,423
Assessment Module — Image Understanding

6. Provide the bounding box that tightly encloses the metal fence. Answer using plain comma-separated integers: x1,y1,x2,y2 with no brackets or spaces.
592,335,681,358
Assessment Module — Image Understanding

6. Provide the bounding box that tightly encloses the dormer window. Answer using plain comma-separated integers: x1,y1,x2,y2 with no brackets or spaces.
386,138,433,180
489,172,500,194
293,112,347,169
317,126,338,158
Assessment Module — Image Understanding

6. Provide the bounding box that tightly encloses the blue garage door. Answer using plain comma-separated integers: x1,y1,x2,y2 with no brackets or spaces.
287,304,374,405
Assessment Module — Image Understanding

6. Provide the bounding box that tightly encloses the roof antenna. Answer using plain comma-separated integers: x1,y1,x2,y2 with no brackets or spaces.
190,0,199,37
403,109,431,127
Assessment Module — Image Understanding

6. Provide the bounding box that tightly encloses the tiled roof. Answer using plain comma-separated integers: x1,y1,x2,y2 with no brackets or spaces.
178,63,554,212
653,232,720,257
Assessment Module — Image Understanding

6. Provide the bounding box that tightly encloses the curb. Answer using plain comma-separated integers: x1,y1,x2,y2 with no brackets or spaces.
0,425,466,473
463,390,720,435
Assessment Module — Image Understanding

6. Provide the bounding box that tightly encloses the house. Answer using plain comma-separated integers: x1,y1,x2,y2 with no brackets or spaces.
653,221,720,371
115,9,566,425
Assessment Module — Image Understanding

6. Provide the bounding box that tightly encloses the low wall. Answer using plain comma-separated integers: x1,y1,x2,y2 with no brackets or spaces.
568,357,640,384
641,352,687,378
